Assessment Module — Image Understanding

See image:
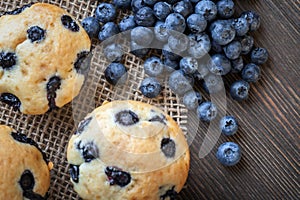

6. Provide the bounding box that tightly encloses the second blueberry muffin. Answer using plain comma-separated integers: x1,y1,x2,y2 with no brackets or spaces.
67,100,190,200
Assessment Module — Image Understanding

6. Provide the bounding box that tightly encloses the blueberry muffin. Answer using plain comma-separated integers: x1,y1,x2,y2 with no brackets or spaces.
67,100,190,200
0,125,52,199
0,3,91,115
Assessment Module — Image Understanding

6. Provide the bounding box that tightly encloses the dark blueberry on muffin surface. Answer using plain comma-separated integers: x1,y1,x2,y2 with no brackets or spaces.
27,26,46,43
0,51,17,70
76,141,99,162
161,138,176,158
61,15,80,32
115,110,139,126
46,76,61,110
0,93,21,110
19,170,35,190
69,164,80,183
75,117,92,135
105,166,131,187
74,51,91,74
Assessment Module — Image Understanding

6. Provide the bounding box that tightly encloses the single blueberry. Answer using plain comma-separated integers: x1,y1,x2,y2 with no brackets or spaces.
223,40,242,60
113,0,131,9
172,0,193,18
241,63,261,83
19,170,35,190
231,56,244,73
47,76,61,110
134,7,156,27
179,57,198,75
115,110,139,126
216,0,235,19
144,56,164,77
183,90,202,110
210,20,236,45
207,54,231,75
154,21,169,42
119,15,136,32
0,51,17,70
105,166,131,187
161,138,176,158
240,10,261,31
98,22,119,42
239,35,254,55
188,33,211,59
103,43,123,62
230,80,250,101
131,26,154,46
139,77,162,98
104,63,127,85
77,141,99,162
153,2,172,21
197,101,218,122
216,142,241,166
95,3,116,23
163,58,179,73
27,26,45,43
220,116,238,136
130,41,150,58
69,164,80,183
232,18,249,36
131,0,146,13
81,17,100,38
168,33,189,53
75,117,92,135
250,47,269,65
165,13,186,34
168,70,194,96
186,14,207,34
61,15,79,32
203,73,224,94
195,0,217,21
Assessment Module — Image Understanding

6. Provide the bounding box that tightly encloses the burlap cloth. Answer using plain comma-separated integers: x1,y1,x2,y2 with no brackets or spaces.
0,0,190,199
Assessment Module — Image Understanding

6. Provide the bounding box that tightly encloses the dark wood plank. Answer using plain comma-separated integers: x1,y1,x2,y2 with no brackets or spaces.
179,0,299,199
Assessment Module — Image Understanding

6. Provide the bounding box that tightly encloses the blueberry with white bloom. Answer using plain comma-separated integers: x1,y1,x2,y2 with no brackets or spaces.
216,142,241,166
144,57,164,77
219,116,238,136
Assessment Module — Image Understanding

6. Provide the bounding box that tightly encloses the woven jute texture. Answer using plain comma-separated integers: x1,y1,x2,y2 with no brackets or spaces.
0,0,190,199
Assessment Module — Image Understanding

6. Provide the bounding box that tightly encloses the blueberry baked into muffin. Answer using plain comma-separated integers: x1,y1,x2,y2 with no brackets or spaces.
67,100,190,200
0,125,52,199
0,3,91,114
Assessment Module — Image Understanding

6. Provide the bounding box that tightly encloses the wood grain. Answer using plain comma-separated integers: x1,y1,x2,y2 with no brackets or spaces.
179,0,299,199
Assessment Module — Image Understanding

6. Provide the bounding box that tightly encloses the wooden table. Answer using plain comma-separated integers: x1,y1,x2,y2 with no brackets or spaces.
180,1,299,199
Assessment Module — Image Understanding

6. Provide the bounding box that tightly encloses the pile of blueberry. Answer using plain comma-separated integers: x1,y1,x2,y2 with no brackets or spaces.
81,0,269,166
